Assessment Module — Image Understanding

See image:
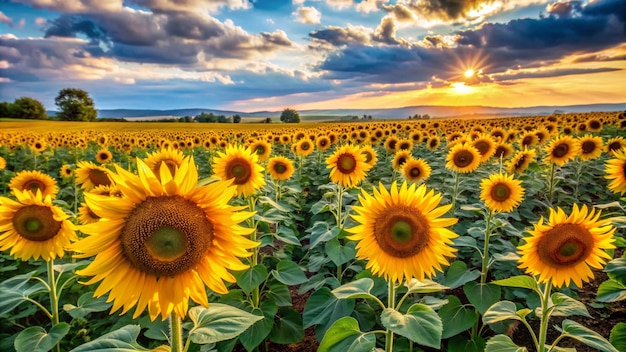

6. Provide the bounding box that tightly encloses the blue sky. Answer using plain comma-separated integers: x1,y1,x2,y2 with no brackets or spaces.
0,0,625,112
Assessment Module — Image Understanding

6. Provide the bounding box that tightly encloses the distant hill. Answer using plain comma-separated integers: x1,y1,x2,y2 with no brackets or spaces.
46,103,625,120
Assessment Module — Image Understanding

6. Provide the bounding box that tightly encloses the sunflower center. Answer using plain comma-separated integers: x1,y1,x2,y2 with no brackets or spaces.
89,169,112,188
409,167,421,178
255,146,265,155
23,180,45,193
551,143,569,158
490,183,511,202
473,141,490,156
363,151,373,163
274,163,287,174
453,150,475,168
226,158,252,185
608,141,621,152
120,196,213,277
301,142,310,151
13,205,62,242
337,154,357,173
537,223,594,267
374,205,430,258
581,141,596,154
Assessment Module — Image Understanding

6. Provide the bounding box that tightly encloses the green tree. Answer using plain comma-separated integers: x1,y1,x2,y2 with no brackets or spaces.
232,114,241,123
0,101,13,117
55,88,97,121
12,97,47,119
280,108,300,123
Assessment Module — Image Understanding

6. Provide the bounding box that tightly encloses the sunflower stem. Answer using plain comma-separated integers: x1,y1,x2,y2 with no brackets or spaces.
169,313,184,352
450,172,460,216
46,259,61,352
547,163,556,206
336,184,344,229
247,196,261,308
385,280,395,352
537,279,553,352
480,210,494,284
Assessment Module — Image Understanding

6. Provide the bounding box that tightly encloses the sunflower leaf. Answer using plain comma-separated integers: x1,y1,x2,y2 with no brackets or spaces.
491,275,538,291
405,278,449,294
444,261,481,289
325,238,357,266
605,258,626,282
439,295,478,339
303,287,355,330
271,260,307,285
483,301,526,325
233,264,268,295
597,279,626,303
63,292,113,319
188,304,264,345
317,316,375,352
610,322,626,351
15,323,69,352
269,307,304,344
485,334,528,352
69,325,162,351
380,304,443,348
464,282,501,315
332,278,376,300
0,271,47,316
556,319,619,352
549,292,591,317
238,299,278,351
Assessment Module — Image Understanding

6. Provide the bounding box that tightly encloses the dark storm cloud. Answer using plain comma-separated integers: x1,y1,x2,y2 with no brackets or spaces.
383,0,488,23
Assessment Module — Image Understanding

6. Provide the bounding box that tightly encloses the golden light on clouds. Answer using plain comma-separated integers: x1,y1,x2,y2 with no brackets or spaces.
464,69,475,78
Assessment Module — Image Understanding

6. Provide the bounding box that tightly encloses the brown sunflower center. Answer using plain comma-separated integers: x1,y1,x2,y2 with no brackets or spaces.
608,141,622,152
409,166,421,178
551,143,569,158
537,223,594,268
22,179,46,193
12,205,62,242
337,153,357,173
429,139,438,148
273,162,288,174
120,196,213,277
301,142,311,151
473,141,491,156
522,136,533,146
99,152,109,161
588,120,601,130
226,158,252,185
89,169,112,188
374,205,430,258
453,150,475,168
581,141,597,154
490,183,511,202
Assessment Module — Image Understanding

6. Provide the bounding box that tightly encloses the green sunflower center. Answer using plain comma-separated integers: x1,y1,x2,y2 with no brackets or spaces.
255,146,266,155
89,168,112,188
453,149,475,168
120,196,213,277
374,205,430,258
551,143,570,158
13,205,62,242
337,153,357,173
537,223,594,267
226,158,252,185
490,183,511,202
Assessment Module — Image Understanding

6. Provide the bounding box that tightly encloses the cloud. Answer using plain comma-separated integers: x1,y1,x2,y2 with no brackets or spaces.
546,1,583,18
0,11,12,24
309,25,372,47
326,0,353,10
293,6,322,24
493,67,623,81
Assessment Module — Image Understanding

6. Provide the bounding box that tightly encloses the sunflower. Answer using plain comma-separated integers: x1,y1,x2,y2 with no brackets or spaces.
494,143,514,159
31,139,47,153
71,156,258,321
360,145,378,167
578,134,604,161
250,140,272,161
586,119,602,132
0,156,6,171
60,164,73,179
506,148,537,174
518,204,615,288
480,173,524,212
545,135,579,166
9,170,59,199
384,136,399,154
294,139,315,157
144,147,185,181
445,143,481,173
267,156,295,181
75,161,114,191
519,131,538,149
0,189,77,261
78,203,100,225
392,150,412,170
397,139,413,151
346,181,458,283
605,148,626,194
402,158,431,183
326,144,372,188
472,134,497,162
212,144,265,197
95,149,113,164
606,136,626,155
427,136,441,151
316,136,332,151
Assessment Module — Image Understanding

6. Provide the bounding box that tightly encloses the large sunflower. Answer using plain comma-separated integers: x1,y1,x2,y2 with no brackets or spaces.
402,158,431,183
326,144,372,188
75,161,114,191
71,157,258,321
544,135,580,166
480,173,525,213
267,156,295,181
346,181,458,283
9,170,59,199
605,148,626,194
212,144,265,197
0,189,77,261
445,143,481,173
578,134,604,161
518,204,615,288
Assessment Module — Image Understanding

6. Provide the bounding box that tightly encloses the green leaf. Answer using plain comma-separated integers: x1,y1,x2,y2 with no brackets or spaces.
332,278,377,301
557,319,619,352
492,275,538,291
597,279,626,303
485,335,528,352
380,304,442,348
274,226,301,246
405,278,449,294
258,195,291,212
15,323,69,352
234,265,268,294
549,292,591,317
303,288,355,330
271,260,307,286
325,238,357,266
483,301,525,325
464,282,501,315
266,282,293,307
188,303,263,345
307,221,339,249
238,299,278,351
610,322,626,351
447,335,486,352
63,292,113,319
445,261,481,289
317,317,375,352
70,325,160,351
439,295,478,339
269,307,304,344
0,271,47,316
605,258,626,282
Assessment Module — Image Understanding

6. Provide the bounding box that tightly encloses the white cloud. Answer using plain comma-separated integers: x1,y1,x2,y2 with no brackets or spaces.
0,11,13,24
325,0,353,10
35,17,47,25
293,6,321,25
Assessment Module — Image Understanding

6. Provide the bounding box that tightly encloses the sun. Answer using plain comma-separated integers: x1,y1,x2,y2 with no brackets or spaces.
464,69,475,78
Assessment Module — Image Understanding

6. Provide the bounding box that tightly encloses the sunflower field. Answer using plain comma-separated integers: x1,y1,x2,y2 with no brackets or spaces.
0,111,625,352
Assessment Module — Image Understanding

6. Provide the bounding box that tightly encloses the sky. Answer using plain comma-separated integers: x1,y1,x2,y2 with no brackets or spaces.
0,0,625,112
